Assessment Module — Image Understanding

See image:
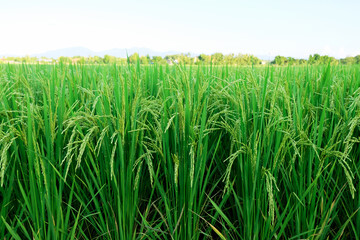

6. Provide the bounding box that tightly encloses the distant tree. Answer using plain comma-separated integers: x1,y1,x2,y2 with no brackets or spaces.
342,55,360,65
287,57,296,65
140,56,149,64
180,53,192,65
234,54,245,65
116,58,127,64
164,55,176,61
299,59,307,65
59,56,71,64
198,54,211,64
308,55,313,64
152,56,164,64
211,53,224,65
272,55,287,65
103,55,110,64
104,54,116,64
22,55,31,63
308,54,321,64
250,55,261,65
340,57,356,65
224,54,235,65
313,54,321,62
355,55,360,64
78,57,86,64
92,56,103,64
164,53,192,65
164,54,190,64
129,53,139,64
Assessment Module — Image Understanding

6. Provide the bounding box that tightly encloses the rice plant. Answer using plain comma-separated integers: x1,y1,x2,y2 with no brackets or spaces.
0,62,359,239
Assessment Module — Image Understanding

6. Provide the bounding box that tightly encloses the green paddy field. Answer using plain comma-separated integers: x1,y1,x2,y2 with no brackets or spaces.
0,63,359,239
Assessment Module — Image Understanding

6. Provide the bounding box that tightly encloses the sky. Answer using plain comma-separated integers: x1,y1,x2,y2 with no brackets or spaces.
0,0,359,58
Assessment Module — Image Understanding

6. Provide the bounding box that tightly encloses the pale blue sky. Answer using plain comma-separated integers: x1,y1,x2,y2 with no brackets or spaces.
0,0,359,58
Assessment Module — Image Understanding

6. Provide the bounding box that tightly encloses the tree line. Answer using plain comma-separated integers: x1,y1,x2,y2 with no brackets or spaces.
272,54,360,65
1,53,360,65
59,53,264,65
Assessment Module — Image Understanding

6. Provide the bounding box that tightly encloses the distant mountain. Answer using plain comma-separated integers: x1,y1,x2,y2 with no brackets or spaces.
2,47,274,60
98,48,183,58
32,47,96,58
31,47,185,59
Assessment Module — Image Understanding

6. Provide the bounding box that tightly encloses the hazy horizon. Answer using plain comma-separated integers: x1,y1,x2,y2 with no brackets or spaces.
1,0,359,59
1,46,278,60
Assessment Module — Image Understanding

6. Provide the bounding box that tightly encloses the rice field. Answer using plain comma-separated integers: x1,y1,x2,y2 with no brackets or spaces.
0,63,359,239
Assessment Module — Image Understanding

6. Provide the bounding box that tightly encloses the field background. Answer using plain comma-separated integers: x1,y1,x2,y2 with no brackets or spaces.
0,63,359,239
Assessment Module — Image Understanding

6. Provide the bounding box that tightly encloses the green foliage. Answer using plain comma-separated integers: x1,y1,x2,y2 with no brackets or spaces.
272,54,343,66
2,53,359,66
308,54,338,65
341,55,360,65
152,55,167,64
195,53,262,65
211,52,224,64
128,53,139,64
58,56,72,64
0,64,360,239
103,54,116,64
140,55,150,64
272,55,288,65
198,53,211,64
